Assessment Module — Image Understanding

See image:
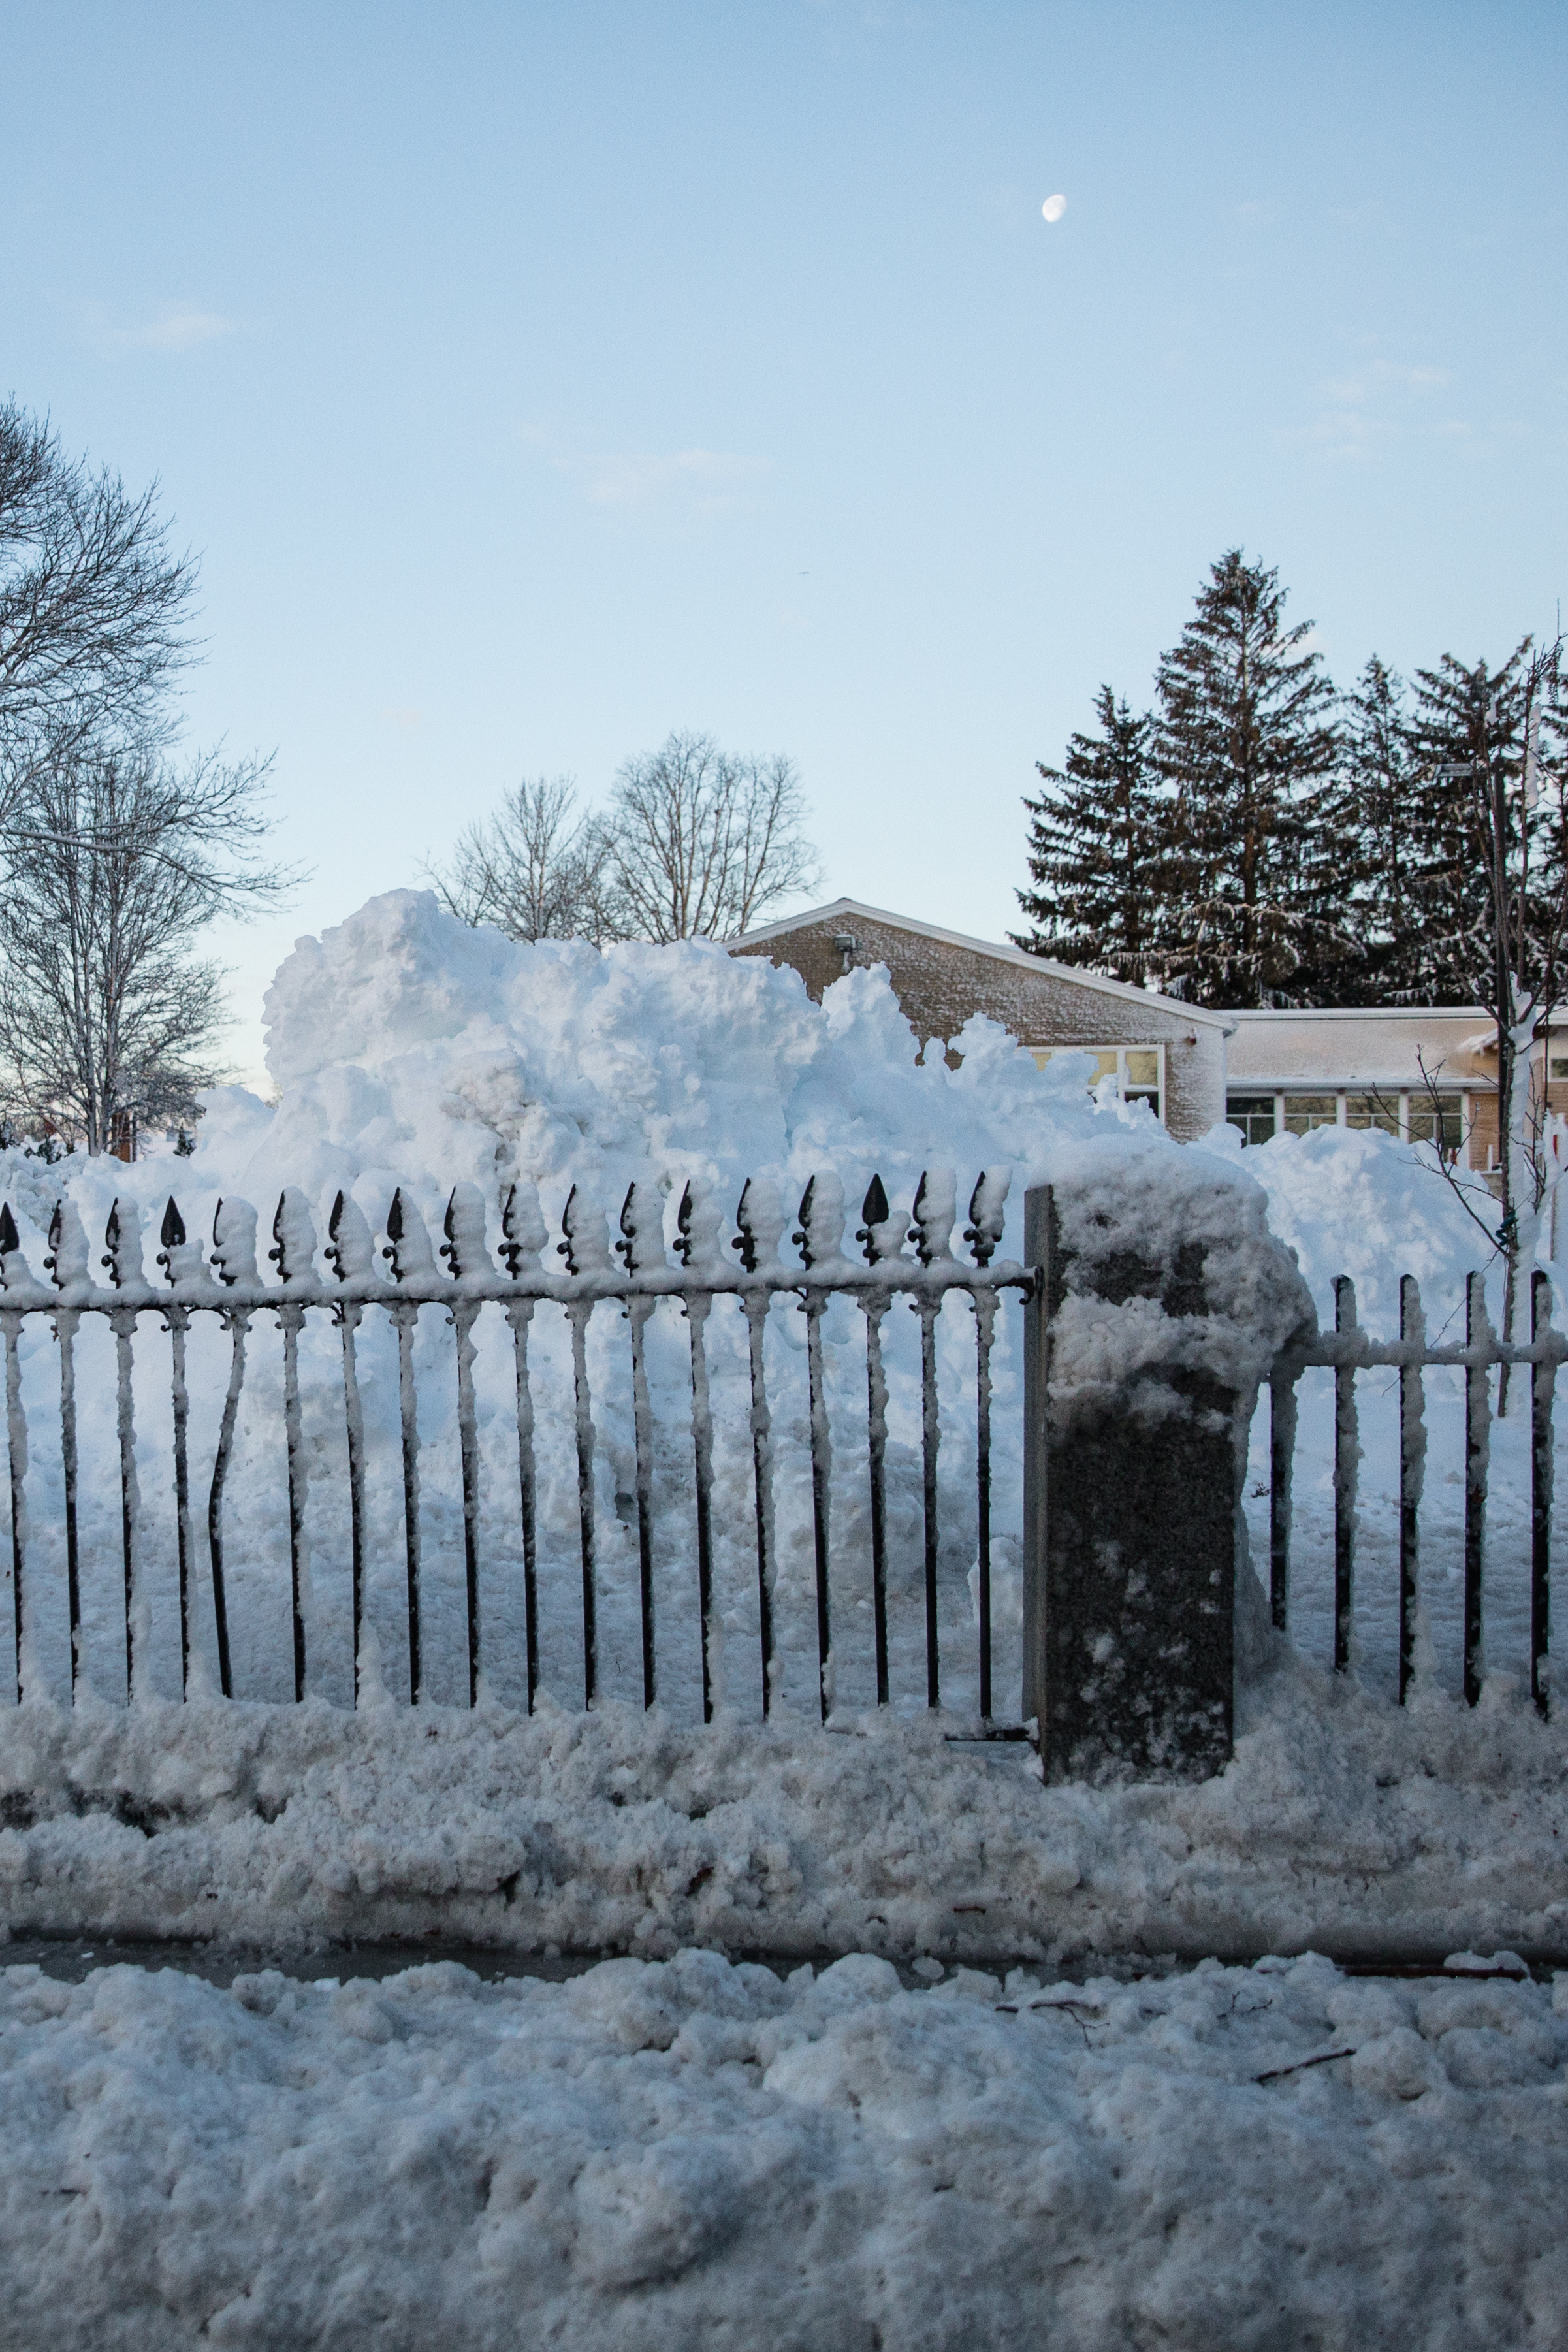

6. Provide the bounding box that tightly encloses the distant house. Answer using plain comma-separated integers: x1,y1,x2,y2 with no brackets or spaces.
1223,1008,1491,1165
729,897,1566,1172
1226,1008,1568,1172
727,897,1231,1141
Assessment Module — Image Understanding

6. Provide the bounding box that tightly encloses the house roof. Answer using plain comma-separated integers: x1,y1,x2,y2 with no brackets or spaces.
1224,1005,1498,1091
1226,1007,1492,1023
728,897,1234,1031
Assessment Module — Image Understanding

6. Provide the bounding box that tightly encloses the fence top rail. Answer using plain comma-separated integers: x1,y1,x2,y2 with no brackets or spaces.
0,1257,1034,1318
0,1167,1034,1318
1278,1331,1567,1376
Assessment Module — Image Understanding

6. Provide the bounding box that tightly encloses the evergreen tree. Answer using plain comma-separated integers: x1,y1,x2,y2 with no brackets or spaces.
1153,549,1345,1008
1292,655,1416,1004
1341,657,1418,992
1012,686,1169,985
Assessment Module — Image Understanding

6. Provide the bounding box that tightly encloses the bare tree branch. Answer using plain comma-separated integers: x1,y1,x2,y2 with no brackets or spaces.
428,739,820,948
1411,1048,1502,1253
0,736,295,1153
0,400,198,777
424,775,626,944
607,732,819,942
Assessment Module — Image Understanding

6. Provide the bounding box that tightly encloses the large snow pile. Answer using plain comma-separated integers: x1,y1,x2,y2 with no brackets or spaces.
0,892,1502,1329
223,886,1143,1207
0,892,1301,1729
1,1939,1565,2348
1201,1118,1501,1332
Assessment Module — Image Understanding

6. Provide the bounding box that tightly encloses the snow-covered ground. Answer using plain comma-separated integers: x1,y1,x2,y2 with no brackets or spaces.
3,1939,1565,2349
0,1651,1563,1965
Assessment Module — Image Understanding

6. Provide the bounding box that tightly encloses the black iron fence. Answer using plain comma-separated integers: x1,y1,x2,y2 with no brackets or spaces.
1,1167,1554,1772
0,1168,1031,1731
1267,1269,1560,1717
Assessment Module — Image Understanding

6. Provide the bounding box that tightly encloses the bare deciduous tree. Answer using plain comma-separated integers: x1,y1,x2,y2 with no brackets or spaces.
426,776,623,944
430,736,820,948
607,731,818,941
0,736,293,1155
0,400,197,770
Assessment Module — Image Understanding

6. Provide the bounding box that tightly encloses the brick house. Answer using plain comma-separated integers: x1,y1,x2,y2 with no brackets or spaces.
729,895,1565,1172
727,897,1231,1141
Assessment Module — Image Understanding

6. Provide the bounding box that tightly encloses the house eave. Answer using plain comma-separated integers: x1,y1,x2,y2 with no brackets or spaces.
727,897,1232,1031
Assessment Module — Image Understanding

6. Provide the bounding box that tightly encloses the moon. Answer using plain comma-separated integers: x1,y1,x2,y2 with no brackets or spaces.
1042,193,1066,223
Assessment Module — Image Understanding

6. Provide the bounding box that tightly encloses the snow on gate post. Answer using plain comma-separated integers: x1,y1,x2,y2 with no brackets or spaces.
1022,1162,1313,1782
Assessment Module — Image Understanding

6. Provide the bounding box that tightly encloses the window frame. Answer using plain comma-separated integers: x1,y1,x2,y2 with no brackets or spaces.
1031,1042,1166,1124
1225,1086,1473,1163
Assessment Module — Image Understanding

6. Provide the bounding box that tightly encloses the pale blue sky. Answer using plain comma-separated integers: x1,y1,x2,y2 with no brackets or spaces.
3,1,1564,1084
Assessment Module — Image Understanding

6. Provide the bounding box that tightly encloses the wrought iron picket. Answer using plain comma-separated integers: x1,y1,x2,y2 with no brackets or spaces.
0,1168,1031,1732
1268,1273,1563,1716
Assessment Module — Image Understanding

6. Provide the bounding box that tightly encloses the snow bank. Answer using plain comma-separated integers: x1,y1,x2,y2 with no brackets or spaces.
1201,1118,1501,1332
1,1937,1565,2347
1,887,1277,1272
0,1649,1563,1965
0,893,1502,1347
248,884,1136,1214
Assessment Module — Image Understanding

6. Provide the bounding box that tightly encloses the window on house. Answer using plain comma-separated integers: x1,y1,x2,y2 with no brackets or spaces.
1407,1092,1464,1159
1550,1058,1568,1080
1283,1094,1339,1136
1344,1092,1400,1136
1123,1048,1160,1112
1226,1094,1277,1146
1031,1044,1164,1123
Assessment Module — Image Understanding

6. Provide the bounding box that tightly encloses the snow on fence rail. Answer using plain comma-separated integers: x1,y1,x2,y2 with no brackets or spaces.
0,1169,1031,1733
1268,1269,1560,1718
